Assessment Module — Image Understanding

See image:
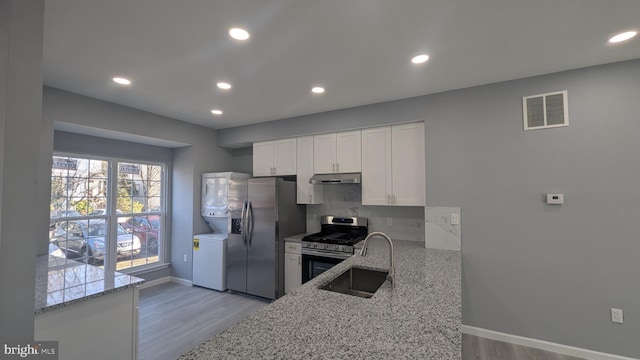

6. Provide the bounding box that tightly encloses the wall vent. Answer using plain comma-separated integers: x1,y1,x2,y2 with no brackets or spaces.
523,90,568,130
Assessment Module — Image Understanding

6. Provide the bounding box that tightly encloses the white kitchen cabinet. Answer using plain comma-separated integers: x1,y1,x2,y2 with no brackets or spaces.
253,138,297,176
362,122,425,206
361,126,392,205
284,241,302,294
296,136,323,204
313,130,361,174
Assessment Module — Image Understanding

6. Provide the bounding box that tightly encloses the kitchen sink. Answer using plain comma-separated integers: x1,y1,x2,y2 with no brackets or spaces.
319,267,389,298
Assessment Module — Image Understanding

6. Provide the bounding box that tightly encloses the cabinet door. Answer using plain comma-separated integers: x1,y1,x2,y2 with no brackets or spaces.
296,136,323,204
253,141,274,177
336,130,361,173
392,122,425,206
284,252,302,294
273,138,297,175
361,126,392,205
313,133,337,174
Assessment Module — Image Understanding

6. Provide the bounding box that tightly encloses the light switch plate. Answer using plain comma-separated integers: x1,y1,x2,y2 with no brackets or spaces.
451,213,460,225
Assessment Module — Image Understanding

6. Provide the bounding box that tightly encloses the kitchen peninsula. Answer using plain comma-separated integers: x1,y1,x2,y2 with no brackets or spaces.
180,239,461,359
34,255,143,360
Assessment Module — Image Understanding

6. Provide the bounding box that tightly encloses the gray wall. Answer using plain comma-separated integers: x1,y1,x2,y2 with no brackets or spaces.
221,59,640,358
0,0,46,342
427,60,639,358
43,87,235,281
54,131,173,163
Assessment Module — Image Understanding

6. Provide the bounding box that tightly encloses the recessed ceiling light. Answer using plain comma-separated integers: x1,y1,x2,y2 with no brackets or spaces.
229,28,250,41
608,31,637,43
217,82,232,90
411,54,430,64
311,86,325,94
112,77,131,85
211,109,223,115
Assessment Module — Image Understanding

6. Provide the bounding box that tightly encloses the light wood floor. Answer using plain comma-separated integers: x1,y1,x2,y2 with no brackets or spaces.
138,282,268,360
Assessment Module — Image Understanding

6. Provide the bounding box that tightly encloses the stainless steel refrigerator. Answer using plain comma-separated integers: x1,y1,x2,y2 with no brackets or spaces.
227,177,306,299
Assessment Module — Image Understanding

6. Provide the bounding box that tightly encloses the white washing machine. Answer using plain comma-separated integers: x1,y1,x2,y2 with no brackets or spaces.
192,233,227,291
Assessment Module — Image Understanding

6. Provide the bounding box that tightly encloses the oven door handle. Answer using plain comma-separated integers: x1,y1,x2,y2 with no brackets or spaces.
302,249,352,260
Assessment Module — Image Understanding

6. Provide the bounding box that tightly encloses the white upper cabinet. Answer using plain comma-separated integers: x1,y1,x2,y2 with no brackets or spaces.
312,133,336,174
361,126,392,205
391,122,425,205
313,130,361,174
253,141,274,177
253,138,297,176
362,122,424,206
296,136,323,204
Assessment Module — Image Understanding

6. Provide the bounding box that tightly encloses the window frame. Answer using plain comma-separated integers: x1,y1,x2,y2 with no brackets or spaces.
51,152,169,275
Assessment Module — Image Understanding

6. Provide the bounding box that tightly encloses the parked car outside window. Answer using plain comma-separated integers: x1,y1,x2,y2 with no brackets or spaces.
122,215,160,254
89,209,123,216
50,210,81,219
49,219,141,264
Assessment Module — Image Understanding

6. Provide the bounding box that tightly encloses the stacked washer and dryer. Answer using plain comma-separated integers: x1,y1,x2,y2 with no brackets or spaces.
192,172,251,291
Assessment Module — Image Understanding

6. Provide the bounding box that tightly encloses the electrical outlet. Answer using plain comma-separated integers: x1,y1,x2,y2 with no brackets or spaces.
387,217,393,226
183,254,187,262
611,308,624,324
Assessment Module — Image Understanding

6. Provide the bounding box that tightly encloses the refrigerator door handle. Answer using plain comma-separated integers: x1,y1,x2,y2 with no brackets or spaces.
247,201,254,247
241,199,248,245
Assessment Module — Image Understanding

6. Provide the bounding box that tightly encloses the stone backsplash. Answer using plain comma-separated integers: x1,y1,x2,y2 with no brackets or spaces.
304,184,425,242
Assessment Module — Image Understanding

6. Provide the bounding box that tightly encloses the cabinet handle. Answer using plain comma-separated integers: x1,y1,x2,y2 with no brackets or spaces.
309,194,312,203
336,163,339,172
393,195,396,204
387,195,391,204
298,255,301,265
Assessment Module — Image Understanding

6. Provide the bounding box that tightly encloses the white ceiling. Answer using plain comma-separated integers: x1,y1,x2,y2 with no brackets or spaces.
44,0,640,130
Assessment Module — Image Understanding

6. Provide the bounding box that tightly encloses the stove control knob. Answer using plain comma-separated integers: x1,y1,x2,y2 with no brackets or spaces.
302,243,308,248
335,245,343,252
322,244,329,250
311,243,318,249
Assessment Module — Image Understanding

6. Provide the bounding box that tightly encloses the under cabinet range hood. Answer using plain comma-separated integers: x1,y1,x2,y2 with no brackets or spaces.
309,173,361,184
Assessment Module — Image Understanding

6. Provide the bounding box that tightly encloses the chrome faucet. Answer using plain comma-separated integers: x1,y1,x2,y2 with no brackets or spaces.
359,232,395,286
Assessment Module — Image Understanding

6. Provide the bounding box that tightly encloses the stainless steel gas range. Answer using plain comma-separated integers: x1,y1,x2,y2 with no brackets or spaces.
301,216,368,283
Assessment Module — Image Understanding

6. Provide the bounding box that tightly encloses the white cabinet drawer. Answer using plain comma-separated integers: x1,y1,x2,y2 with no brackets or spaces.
285,241,301,253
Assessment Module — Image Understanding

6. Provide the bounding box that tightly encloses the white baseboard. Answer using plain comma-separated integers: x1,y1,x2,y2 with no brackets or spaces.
169,276,192,286
138,276,171,289
461,325,638,360
137,276,192,289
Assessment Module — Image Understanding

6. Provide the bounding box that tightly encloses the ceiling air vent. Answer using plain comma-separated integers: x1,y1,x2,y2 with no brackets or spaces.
523,90,568,130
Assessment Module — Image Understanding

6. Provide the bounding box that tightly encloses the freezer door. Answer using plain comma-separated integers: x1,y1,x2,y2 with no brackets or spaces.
226,178,248,293
246,178,278,299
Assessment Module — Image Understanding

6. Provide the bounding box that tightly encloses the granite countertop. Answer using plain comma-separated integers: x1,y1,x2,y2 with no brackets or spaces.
35,255,144,314
180,239,461,359
283,232,310,243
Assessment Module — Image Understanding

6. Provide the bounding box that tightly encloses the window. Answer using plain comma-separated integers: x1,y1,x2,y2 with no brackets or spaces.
49,155,166,273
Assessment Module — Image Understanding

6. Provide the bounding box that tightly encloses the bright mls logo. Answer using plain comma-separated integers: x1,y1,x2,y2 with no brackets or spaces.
3,342,58,359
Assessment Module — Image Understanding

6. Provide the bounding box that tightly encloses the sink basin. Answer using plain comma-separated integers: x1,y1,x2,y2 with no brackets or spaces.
319,267,389,298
